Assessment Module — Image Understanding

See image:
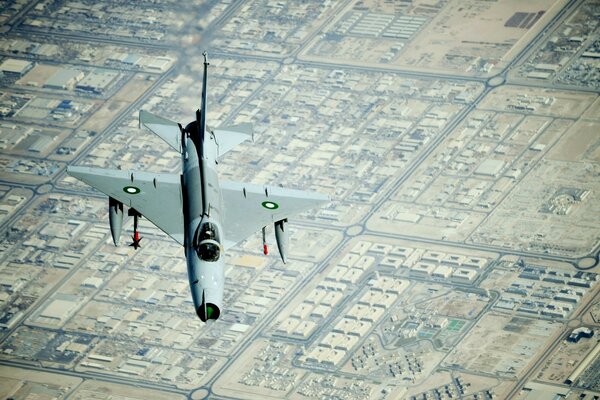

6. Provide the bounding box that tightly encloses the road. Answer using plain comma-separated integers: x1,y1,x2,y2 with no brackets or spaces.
0,0,597,398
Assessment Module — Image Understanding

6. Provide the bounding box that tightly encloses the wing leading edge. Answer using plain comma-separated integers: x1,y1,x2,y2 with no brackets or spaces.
220,181,329,249
67,166,185,245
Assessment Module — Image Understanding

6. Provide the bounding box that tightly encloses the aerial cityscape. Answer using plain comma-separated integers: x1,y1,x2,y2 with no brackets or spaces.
0,0,599,399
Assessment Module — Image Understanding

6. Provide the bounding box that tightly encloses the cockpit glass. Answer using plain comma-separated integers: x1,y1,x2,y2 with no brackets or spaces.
198,241,220,262
194,222,221,262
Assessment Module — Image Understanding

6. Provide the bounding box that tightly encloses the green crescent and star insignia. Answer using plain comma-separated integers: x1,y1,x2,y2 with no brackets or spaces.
123,186,141,194
262,201,279,210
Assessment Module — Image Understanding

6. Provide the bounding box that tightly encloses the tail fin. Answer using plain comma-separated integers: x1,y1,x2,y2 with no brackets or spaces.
197,51,209,152
139,110,182,153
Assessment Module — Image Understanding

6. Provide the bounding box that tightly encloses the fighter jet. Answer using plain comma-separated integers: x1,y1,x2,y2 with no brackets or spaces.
67,52,329,322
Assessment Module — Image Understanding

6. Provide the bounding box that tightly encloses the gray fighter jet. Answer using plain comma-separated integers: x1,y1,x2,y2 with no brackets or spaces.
67,52,329,321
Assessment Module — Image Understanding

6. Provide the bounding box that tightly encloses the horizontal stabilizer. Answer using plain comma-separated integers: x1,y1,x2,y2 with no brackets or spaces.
139,110,182,152
213,123,253,157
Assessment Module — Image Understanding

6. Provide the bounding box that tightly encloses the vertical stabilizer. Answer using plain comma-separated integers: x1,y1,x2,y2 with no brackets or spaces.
197,51,209,155
198,51,210,217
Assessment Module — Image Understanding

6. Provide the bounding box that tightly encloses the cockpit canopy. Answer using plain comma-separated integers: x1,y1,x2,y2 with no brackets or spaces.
194,222,221,262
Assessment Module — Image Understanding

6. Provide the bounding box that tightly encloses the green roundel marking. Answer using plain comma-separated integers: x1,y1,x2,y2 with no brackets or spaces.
123,186,140,194
262,201,279,210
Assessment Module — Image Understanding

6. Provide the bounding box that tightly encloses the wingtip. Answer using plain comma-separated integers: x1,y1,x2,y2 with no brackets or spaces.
65,165,75,177
65,165,85,176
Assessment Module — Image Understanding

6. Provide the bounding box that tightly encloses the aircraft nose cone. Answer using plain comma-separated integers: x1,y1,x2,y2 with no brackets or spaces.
196,303,221,322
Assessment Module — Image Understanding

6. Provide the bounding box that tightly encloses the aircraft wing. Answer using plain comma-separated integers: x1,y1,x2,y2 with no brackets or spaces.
220,181,329,249
67,166,185,245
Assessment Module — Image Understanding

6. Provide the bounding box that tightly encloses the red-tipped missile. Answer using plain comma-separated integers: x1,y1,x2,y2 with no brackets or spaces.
262,226,268,255
130,231,142,249
128,209,142,250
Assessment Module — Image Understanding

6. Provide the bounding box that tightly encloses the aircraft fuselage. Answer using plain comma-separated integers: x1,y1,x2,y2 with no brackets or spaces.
182,120,225,322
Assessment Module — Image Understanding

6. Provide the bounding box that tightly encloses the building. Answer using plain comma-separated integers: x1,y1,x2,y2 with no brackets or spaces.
145,56,173,72
82,277,104,289
567,327,593,343
44,69,84,90
76,70,119,94
432,265,452,279
474,159,505,177
0,58,33,75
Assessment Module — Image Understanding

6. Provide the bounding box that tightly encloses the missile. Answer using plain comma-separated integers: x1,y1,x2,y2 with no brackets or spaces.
108,197,123,246
274,219,288,264
261,226,268,255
